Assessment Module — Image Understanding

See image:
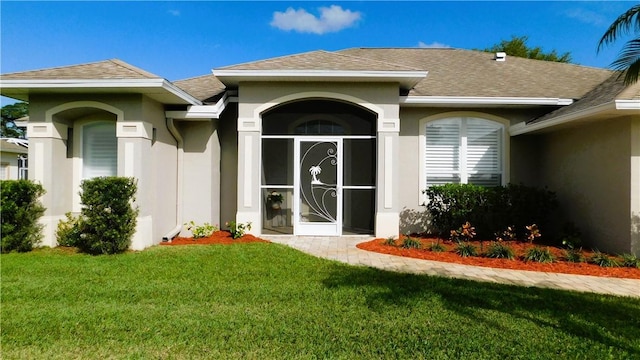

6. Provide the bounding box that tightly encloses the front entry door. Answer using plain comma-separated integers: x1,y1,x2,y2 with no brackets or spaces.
294,138,342,236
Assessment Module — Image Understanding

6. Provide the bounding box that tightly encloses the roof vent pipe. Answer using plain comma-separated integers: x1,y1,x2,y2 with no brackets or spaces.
495,52,507,62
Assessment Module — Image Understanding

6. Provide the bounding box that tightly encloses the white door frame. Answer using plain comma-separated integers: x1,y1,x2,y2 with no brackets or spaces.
294,137,343,236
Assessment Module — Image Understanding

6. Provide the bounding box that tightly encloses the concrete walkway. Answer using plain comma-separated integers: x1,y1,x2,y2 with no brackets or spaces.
261,235,640,298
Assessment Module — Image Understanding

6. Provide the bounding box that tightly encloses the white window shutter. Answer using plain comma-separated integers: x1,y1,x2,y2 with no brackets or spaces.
425,120,461,186
82,122,117,179
466,119,502,186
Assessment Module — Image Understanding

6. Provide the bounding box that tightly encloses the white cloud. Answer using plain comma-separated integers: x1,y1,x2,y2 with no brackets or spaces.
418,41,450,48
168,9,181,17
564,8,607,26
270,5,361,35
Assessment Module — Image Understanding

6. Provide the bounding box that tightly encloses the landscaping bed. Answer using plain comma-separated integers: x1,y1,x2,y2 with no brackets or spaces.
160,230,269,245
358,237,640,279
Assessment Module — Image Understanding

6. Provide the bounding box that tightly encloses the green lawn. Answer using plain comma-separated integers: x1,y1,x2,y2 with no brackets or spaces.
2,243,640,359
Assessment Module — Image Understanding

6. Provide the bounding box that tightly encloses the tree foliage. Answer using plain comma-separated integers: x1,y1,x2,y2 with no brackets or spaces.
1,102,28,138
598,4,640,85
482,35,572,63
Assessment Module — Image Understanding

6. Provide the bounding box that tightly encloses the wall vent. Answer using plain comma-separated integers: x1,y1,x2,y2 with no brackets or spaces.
495,52,507,62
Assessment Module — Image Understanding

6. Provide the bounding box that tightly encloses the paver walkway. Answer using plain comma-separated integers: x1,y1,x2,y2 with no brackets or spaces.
261,235,640,298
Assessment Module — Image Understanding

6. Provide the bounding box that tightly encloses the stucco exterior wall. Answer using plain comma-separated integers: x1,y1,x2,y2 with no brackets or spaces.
26,94,178,248
535,118,634,255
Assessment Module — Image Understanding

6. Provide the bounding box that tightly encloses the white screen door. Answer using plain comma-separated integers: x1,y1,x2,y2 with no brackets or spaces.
294,138,342,235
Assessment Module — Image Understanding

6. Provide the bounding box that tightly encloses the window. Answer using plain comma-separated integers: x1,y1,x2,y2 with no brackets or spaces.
425,117,503,187
17,155,27,179
82,122,117,179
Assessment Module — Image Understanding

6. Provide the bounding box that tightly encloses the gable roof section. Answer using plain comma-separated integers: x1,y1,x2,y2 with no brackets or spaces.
213,50,427,90
0,139,28,154
1,59,160,80
1,59,201,105
338,48,613,99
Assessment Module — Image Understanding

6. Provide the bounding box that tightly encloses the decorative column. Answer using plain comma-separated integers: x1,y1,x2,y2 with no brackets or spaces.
116,121,153,250
235,116,261,234
27,121,69,247
375,116,401,238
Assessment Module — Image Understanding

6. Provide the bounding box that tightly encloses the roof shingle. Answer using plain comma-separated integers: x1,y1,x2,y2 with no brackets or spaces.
1,59,161,80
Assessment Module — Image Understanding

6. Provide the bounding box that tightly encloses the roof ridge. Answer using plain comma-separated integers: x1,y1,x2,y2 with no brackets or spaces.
173,72,217,83
107,59,161,78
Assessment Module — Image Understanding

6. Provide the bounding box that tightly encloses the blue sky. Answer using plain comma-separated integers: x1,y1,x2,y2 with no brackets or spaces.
1,1,636,104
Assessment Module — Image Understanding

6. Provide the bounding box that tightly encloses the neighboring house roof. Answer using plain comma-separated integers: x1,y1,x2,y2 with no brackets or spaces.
338,48,613,99
173,74,226,103
0,138,28,154
1,59,161,80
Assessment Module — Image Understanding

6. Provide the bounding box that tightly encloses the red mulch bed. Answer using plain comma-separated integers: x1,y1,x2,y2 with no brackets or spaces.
160,231,270,245
357,237,640,280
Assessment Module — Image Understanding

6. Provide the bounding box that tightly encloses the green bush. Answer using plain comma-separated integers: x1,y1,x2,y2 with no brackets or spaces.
455,242,478,257
423,183,557,240
589,250,619,268
485,242,515,260
74,177,138,255
0,180,46,253
56,212,82,247
401,235,421,249
523,247,555,263
621,253,640,268
184,221,218,239
226,221,252,239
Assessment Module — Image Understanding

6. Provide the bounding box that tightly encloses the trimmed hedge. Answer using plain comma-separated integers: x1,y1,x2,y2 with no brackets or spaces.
423,183,557,240
72,177,139,255
1,180,46,253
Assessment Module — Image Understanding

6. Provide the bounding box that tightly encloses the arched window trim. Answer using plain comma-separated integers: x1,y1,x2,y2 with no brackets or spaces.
418,112,510,205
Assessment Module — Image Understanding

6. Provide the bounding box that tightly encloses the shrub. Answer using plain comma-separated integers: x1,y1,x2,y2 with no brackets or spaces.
589,250,619,267
423,183,557,240
495,226,516,242
428,242,446,252
401,235,421,249
563,249,585,263
184,221,218,239
74,177,138,255
0,180,46,253
383,236,397,246
56,212,82,247
226,221,252,239
525,224,541,243
524,247,555,263
485,242,515,260
621,253,640,268
455,242,478,257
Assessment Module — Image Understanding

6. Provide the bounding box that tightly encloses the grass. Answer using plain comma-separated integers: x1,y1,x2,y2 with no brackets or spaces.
2,244,640,359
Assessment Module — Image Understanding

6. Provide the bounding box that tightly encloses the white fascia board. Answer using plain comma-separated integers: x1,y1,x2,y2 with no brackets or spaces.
0,79,202,105
509,101,618,136
165,93,229,120
213,69,427,88
616,99,640,110
400,96,574,107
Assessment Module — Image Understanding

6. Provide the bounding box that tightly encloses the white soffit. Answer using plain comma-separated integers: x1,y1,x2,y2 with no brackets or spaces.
165,93,231,120
0,79,202,105
213,69,428,89
400,96,574,107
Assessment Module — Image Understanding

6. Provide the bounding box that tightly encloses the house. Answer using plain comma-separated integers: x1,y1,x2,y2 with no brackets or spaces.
1,48,638,255
0,138,28,180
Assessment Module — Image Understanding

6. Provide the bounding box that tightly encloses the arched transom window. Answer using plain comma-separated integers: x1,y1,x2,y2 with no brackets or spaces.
425,117,504,187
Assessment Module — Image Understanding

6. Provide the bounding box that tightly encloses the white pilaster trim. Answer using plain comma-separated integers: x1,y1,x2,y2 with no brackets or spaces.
378,118,400,132
243,137,253,207
384,136,393,209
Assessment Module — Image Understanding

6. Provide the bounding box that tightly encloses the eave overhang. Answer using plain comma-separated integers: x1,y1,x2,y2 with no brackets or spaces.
0,79,202,105
212,69,428,90
400,96,574,108
510,99,640,135
165,91,234,120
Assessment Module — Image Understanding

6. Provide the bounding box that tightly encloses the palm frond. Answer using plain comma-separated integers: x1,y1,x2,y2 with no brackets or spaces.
610,38,640,84
597,4,640,52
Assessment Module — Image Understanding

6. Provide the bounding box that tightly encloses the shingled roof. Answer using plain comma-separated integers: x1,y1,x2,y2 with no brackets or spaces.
217,50,422,72
173,74,226,103
1,59,160,80
338,48,613,99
